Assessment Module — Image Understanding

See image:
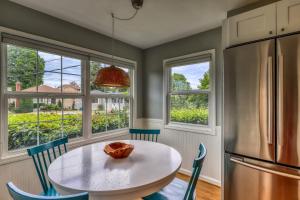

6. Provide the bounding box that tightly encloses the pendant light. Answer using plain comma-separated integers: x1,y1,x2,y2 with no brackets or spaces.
94,0,144,88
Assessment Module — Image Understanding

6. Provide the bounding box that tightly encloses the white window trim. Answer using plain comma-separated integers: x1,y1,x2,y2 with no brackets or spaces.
163,50,216,135
89,60,134,135
0,26,137,162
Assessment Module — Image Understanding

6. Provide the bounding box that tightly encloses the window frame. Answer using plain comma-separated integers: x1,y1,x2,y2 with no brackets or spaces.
1,42,87,154
0,29,137,160
89,59,134,135
163,50,216,135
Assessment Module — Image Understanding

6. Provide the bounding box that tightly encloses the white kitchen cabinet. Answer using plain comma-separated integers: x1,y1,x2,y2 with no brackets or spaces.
228,3,276,46
277,0,300,35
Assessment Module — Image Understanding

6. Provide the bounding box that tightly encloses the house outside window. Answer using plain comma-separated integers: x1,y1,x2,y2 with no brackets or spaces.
164,50,216,134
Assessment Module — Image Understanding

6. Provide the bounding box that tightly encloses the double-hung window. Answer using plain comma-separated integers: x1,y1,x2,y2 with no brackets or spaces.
1,35,86,151
164,50,215,133
89,58,132,134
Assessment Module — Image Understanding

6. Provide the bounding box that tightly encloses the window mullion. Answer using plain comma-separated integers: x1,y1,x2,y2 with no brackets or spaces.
36,50,40,145
37,98,40,146
83,59,91,139
118,98,121,129
90,93,129,98
170,90,210,95
1,43,8,155
60,56,63,93
105,97,108,132
61,98,64,138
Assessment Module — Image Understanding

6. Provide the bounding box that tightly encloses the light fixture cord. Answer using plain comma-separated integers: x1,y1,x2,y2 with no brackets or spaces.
110,7,139,66
113,9,138,21
111,13,115,66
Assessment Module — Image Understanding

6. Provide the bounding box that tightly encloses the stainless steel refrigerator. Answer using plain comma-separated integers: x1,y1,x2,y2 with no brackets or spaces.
224,34,300,200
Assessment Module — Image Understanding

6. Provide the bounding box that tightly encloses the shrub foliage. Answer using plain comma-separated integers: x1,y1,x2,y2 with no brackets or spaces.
8,108,207,150
8,112,129,150
171,108,208,125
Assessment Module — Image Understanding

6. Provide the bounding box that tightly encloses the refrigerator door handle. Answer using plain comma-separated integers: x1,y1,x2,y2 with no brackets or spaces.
278,54,284,146
267,56,273,144
230,157,300,180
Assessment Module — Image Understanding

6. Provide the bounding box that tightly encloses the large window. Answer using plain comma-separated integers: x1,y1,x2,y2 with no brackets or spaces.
90,61,131,134
164,50,215,132
1,33,135,153
4,44,83,150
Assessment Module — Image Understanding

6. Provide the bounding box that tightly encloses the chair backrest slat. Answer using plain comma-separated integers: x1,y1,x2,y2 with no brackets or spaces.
52,147,57,159
58,145,62,156
27,137,68,194
46,149,52,163
63,144,67,152
41,152,48,173
41,152,53,189
36,154,48,192
184,143,207,200
31,155,47,193
7,182,89,200
129,129,160,142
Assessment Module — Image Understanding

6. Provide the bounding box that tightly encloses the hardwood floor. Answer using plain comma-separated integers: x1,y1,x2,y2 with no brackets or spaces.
138,173,221,200
177,173,220,200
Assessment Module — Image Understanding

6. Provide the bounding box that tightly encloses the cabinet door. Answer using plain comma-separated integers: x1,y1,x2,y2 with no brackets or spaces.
277,0,300,35
228,3,276,46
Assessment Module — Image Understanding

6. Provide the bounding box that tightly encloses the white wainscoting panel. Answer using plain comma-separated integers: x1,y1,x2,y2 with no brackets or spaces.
143,118,221,186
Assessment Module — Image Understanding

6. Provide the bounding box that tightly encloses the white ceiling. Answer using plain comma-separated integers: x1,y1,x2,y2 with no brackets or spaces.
10,0,257,49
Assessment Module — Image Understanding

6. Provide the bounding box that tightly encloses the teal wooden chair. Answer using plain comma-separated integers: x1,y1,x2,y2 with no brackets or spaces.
143,143,207,200
27,137,68,197
6,182,88,200
129,129,160,142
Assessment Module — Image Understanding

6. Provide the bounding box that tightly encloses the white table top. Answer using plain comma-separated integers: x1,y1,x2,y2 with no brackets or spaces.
48,140,182,198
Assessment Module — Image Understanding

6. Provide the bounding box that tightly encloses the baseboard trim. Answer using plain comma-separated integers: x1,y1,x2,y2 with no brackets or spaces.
179,168,221,187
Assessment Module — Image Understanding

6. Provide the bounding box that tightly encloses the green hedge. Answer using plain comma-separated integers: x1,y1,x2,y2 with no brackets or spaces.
170,108,208,125
8,112,129,150
8,108,207,150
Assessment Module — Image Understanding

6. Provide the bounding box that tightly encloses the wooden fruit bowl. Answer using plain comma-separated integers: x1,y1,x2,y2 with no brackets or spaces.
104,142,134,159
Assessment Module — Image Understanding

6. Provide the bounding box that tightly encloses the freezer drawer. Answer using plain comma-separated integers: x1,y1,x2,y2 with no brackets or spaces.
225,153,300,200
224,39,275,161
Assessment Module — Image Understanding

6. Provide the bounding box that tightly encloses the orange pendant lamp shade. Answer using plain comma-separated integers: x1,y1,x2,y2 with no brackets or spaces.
94,65,130,87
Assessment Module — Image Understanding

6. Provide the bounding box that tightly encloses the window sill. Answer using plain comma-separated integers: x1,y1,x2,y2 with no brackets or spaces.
0,130,130,166
165,123,216,135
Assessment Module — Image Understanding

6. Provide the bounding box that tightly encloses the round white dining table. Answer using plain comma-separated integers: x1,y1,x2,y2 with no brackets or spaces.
47,140,182,200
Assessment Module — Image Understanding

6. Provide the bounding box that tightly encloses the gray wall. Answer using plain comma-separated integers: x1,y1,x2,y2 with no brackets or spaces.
142,27,222,125
0,0,223,122
0,0,143,117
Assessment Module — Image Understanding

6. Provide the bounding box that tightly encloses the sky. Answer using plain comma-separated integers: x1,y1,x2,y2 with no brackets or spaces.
38,51,81,88
172,62,209,89
18,48,206,91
